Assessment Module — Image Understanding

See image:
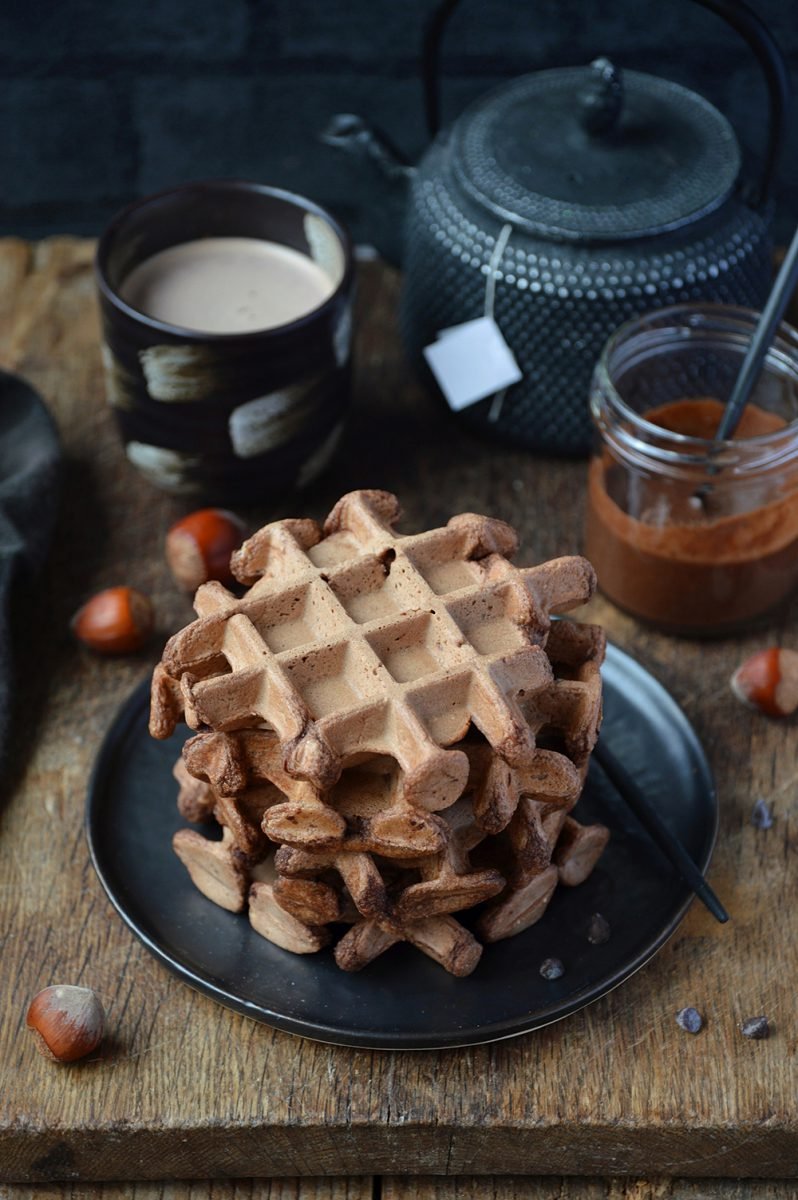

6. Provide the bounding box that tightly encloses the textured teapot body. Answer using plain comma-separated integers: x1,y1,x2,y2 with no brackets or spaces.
400,134,773,454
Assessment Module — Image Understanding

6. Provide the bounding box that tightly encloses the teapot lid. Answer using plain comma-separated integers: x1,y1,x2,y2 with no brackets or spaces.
451,62,741,242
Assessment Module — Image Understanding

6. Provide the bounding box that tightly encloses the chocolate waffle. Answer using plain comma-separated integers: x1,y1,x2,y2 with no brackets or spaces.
151,490,595,812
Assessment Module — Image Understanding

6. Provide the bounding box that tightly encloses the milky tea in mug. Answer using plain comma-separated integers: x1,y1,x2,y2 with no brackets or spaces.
96,182,355,502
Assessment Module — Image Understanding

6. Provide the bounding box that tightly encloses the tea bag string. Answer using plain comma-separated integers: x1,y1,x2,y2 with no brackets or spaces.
485,222,513,423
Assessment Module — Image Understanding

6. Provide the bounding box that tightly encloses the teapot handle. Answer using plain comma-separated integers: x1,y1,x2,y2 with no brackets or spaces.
422,0,790,208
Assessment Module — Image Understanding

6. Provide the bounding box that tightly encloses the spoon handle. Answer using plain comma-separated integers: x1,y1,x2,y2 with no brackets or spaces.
592,741,729,925
715,226,798,443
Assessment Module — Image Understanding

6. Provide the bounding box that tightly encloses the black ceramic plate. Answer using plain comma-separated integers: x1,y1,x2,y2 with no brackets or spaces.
86,644,717,1049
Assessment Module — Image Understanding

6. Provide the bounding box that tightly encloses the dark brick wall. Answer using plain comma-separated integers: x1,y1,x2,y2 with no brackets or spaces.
0,0,795,247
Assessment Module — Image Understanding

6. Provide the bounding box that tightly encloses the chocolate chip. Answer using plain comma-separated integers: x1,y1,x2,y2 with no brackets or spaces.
675,1006,703,1034
741,1016,770,1040
587,912,611,945
539,957,564,981
751,798,774,830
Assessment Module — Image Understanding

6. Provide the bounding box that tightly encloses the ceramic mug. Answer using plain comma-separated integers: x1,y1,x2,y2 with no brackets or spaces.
95,181,355,502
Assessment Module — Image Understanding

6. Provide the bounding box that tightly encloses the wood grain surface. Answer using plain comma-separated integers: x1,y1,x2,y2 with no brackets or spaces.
386,1182,798,1199
0,239,796,1185
0,1184,371,1200
1,1179,796,1200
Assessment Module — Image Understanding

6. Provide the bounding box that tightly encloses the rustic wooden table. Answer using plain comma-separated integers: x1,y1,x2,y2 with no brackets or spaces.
0,239,796,1199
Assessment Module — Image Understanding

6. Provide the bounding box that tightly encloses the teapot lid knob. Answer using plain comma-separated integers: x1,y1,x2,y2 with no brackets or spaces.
579,57,624,137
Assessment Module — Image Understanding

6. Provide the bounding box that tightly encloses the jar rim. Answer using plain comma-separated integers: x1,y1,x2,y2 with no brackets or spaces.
594,302,798,465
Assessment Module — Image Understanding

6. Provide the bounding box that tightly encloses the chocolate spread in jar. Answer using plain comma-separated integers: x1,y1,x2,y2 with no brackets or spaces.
586,398,798,634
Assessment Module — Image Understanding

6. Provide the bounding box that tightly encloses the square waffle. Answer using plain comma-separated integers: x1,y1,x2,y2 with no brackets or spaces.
151,490,596,812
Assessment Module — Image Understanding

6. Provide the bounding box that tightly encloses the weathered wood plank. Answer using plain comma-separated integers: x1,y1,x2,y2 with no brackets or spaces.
384,1180,798,1199
1,1180,795,1200
0,238,796,1183
0,1182,372,1200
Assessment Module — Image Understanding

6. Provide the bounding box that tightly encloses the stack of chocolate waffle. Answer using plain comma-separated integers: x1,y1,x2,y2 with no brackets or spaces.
151,490,608,977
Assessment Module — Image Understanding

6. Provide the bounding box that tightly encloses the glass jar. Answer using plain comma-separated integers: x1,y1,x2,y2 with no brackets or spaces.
584,305,798,636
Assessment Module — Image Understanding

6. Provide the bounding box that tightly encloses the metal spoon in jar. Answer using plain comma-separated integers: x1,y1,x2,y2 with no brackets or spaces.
695,225,798,506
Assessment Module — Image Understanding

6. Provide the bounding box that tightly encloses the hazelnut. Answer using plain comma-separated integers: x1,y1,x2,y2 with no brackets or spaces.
731,648,798,717
26,985,105,1062
71,586,154,654
165,508,246,592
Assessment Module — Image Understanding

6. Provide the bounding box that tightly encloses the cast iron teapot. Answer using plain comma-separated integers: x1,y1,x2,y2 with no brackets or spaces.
323,0,790,453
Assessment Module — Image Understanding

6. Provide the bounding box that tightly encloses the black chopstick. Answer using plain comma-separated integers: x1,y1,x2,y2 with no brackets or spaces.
592,740,729,925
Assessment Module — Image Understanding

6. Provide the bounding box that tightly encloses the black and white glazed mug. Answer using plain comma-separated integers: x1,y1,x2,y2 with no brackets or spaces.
96,181,355,501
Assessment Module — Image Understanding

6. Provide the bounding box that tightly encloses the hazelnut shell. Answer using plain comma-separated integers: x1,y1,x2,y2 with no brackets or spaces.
731,648,798,717
26,985,105,1063
165,508,246,592
71,586,154,655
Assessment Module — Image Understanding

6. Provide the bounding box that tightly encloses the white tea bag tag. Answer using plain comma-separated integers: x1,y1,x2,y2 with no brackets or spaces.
422,316,522,412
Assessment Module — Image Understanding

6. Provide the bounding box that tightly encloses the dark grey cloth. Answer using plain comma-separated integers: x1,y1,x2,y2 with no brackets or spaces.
0,370,61,767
